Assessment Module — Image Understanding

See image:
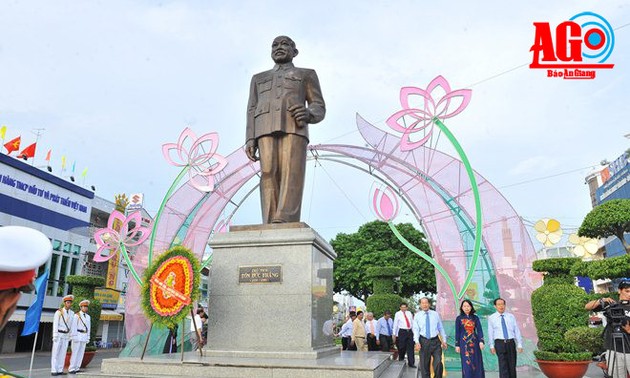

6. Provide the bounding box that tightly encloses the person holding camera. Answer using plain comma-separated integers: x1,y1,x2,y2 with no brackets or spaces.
585,279,630,378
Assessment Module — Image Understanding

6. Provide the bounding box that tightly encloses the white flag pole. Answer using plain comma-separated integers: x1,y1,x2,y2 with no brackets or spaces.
27,331,38,378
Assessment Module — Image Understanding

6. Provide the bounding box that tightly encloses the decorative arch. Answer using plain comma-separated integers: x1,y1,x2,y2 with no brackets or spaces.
122,114,541,360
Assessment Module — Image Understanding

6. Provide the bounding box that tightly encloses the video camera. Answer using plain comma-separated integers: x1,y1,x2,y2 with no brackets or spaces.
605,304,627,330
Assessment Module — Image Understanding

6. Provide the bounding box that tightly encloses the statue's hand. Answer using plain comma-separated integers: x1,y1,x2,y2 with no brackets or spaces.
288,104,309,127
245,140,259,162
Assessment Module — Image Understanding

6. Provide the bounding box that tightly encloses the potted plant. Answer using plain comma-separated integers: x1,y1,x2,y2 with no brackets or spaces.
532,258,592,378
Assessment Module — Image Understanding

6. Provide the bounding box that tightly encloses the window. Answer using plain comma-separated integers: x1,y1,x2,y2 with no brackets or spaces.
71,258,78,275
49,253,58,296
58,256,69,296
72,244,81,255
53,240,62,251
63,242,72,253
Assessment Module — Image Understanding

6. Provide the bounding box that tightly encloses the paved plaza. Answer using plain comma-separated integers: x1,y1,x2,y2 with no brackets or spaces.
0,349,607,378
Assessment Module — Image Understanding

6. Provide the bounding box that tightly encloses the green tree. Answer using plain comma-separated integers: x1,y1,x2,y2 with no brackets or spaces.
579,199,630,254
331,221,436,301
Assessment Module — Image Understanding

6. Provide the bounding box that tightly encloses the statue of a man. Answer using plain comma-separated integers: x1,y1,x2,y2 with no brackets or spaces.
246,36,326,224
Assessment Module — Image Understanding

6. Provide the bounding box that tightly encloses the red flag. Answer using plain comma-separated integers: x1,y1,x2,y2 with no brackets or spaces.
3,136,21,154
19,143,37,159
45,149,52,162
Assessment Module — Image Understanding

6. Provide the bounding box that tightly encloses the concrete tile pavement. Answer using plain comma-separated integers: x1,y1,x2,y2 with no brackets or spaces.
401,362,605,378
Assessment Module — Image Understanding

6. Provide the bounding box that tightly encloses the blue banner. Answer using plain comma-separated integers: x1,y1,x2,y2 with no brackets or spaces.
21,270,49,336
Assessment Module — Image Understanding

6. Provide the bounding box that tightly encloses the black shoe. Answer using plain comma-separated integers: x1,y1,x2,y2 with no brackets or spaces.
51,374,59,376
69,371,77,374
408,364,416,368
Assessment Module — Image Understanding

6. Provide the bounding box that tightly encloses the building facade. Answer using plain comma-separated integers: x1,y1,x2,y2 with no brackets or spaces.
0,153,128,353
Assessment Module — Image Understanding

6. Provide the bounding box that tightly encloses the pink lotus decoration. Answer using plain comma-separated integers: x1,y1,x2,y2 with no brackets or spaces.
371,184,400,222
93,210,151,262
162,128,228,192
386,75,472,151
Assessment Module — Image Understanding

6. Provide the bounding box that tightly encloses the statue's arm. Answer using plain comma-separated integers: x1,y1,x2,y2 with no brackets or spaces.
245,76,259,161
246,75,258,144
305,69,325,124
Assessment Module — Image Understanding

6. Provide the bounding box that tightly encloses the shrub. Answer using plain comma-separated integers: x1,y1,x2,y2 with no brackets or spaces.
531,258,590,360
533,351,592,361
564,326,604,356
367,294,402,319
570,255,630,280
366,266,402,318
67,275,105,347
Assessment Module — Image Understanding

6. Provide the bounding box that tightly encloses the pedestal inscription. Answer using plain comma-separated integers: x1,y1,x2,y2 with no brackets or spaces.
239,265,282,283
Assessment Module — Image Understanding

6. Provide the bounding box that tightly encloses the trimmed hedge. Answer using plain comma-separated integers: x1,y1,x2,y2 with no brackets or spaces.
531,283,588,352
531,258,589,361
564,326,604,356
367,294,402,319
67,275,105,347
67,275,105,287
366,266,402,318
366,267,402,278
570,255,630,280
533,351,592,361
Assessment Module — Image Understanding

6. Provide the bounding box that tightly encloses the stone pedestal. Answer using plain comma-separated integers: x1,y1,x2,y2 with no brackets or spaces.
90,224,403,378
206,223,337,359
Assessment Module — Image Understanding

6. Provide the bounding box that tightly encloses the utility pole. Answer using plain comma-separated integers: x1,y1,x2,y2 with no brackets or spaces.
30,128,46,166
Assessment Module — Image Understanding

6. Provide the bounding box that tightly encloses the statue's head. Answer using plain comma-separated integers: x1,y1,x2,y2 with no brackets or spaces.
271,35,298,64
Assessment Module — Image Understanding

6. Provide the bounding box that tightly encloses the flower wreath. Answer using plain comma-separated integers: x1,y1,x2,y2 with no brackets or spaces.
141,245,201,329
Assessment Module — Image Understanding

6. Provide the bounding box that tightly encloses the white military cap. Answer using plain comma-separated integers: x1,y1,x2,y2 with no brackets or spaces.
79,299,90,306
0,226,52,291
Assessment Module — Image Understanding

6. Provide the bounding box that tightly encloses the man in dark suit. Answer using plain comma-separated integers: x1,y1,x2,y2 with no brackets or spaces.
245,36,326,224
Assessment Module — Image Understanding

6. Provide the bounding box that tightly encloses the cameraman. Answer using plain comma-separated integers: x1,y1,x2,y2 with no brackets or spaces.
585,279,630,378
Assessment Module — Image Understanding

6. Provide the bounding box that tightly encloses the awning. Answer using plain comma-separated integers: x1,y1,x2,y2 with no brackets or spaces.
8,309,55,323
100,310,123,321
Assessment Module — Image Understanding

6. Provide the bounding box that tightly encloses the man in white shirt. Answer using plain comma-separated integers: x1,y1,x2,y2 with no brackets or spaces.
413,297,447,378
190,308,204,350
339,312,357,350
51,295,74,376
69,299,91,374
393,302,415,367
364,312,379,351
488,297,523,378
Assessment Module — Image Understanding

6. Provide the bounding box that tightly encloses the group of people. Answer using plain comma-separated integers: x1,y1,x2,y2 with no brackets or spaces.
339,311,394,352
339,297,523,378
50,295,92,376
164,306,208,354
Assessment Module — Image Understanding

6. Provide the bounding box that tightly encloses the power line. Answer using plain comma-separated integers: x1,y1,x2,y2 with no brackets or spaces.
496,165,595,189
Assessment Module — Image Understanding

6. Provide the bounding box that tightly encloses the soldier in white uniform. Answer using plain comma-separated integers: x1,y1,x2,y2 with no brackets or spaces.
51,294,74,376
69,299,91,374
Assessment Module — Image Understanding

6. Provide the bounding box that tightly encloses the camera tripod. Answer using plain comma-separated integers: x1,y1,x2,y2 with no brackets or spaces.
604,328,630,378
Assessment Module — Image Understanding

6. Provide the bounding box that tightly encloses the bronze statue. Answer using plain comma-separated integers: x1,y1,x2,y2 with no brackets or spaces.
246,36,326,223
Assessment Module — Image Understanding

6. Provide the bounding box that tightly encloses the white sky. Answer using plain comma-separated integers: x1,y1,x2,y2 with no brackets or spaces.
1,1,628,245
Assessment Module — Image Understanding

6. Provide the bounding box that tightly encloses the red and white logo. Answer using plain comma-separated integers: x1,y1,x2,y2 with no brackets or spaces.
530,12,615,80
